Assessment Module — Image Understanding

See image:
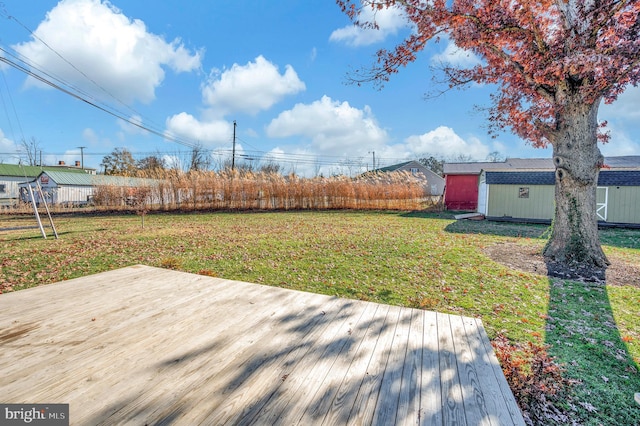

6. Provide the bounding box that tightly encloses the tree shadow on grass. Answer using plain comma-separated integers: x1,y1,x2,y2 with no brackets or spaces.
442,218,640,250
443,218,551,239
544,277,640,424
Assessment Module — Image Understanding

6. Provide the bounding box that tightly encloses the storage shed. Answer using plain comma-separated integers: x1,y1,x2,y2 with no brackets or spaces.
443,158,553,210
19,171,159,206
0,164,91,206
480,170,640,225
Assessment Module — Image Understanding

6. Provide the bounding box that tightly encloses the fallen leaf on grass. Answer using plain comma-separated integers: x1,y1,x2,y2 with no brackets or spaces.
578,401,598,412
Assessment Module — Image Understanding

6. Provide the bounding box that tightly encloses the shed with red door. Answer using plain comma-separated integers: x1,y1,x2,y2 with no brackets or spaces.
443,158,553,211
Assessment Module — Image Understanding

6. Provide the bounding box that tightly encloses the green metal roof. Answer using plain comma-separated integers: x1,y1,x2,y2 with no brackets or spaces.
41,171,159,187
0,164,88,178
42,171,94,186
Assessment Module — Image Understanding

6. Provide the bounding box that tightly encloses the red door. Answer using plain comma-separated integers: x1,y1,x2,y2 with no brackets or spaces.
444,175,479,211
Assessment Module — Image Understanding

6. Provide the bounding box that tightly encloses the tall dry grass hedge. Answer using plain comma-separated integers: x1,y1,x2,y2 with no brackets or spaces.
7,170,443,214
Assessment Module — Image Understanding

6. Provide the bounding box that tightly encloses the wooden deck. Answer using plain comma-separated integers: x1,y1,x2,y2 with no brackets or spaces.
0,265,524,425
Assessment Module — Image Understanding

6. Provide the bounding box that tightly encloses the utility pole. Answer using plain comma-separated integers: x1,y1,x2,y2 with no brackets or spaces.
231,120,236,171
78,146,86,169
369,151,376,171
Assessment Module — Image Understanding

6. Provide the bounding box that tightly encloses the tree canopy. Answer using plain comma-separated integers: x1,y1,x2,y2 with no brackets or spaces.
338,0,640,278
100,148,137,176
339,0,640,147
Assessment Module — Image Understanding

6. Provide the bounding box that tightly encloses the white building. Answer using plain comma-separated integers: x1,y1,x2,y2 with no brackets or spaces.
0,163,92,206
19,171,159,206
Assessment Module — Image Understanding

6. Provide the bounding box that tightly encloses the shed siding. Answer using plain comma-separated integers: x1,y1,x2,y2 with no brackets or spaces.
487,185,555,220
607,186,640,224
53,186,94,204
488,183,640,224
0,177,30,204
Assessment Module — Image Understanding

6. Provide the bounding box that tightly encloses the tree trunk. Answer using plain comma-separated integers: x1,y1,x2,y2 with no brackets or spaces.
543,99,609,281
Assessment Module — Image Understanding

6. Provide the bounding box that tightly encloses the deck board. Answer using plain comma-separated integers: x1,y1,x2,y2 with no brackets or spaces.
0,265,525,425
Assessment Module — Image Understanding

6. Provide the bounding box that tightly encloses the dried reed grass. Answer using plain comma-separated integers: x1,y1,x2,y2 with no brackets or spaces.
4,170,442,214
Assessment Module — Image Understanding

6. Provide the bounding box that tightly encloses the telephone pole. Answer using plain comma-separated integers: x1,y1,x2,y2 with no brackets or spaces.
77,146,86,169
369,151,376,171
231,121,236,171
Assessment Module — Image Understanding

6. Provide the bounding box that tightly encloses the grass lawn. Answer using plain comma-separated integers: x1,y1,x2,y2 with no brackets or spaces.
1,210,639,424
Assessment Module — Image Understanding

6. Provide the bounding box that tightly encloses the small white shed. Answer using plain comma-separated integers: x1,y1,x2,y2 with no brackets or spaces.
19,171,160,205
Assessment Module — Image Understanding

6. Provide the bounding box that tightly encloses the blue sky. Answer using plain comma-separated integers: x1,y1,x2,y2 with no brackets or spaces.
0,0,638,176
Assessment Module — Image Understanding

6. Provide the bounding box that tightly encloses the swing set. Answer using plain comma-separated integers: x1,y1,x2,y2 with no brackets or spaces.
1,176,58,240
23,181,58,239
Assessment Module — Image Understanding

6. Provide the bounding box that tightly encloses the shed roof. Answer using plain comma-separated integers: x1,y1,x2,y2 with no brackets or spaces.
444,158,554,175
28,171,160,187
598,170,640,186
605,156,640,169
485,171,555,185
43,171,94,186
444,156,640,176
0,164,88,178
90,175,159,187
485,170,640,186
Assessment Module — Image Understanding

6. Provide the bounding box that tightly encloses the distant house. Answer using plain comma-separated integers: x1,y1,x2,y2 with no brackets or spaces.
0,163,93,206
18,171,159,206
371,160,445,196
443,158,553,210
480,169,640,225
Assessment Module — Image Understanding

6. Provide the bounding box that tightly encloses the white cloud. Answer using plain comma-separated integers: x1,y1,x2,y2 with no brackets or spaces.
13,0,202,105
202,56,305,116
117,115,149,135
601,85,640,121
261,146,321,176
599,86,640,155
266,95,388,154
0,129,19,161
244,128,259,138
82,128,99,145
404,126,490,160
82,127,112,149
431,40,482,68
330,6,410,47
165,112,233,146
599,122,640,156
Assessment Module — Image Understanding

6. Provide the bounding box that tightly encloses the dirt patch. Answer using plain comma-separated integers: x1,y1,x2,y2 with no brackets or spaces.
483,242,640,287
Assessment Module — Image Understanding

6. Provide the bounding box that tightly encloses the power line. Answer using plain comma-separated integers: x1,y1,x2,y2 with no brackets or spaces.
0,10,412,172
0,50,204,150
1,8,173,146
0,8,210,151
0,146,408,168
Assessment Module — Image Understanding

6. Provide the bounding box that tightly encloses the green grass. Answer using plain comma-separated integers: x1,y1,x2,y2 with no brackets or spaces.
1,210,639,424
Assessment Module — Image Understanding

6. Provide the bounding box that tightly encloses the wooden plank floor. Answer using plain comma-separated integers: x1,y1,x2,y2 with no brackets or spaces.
0,265,524,425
